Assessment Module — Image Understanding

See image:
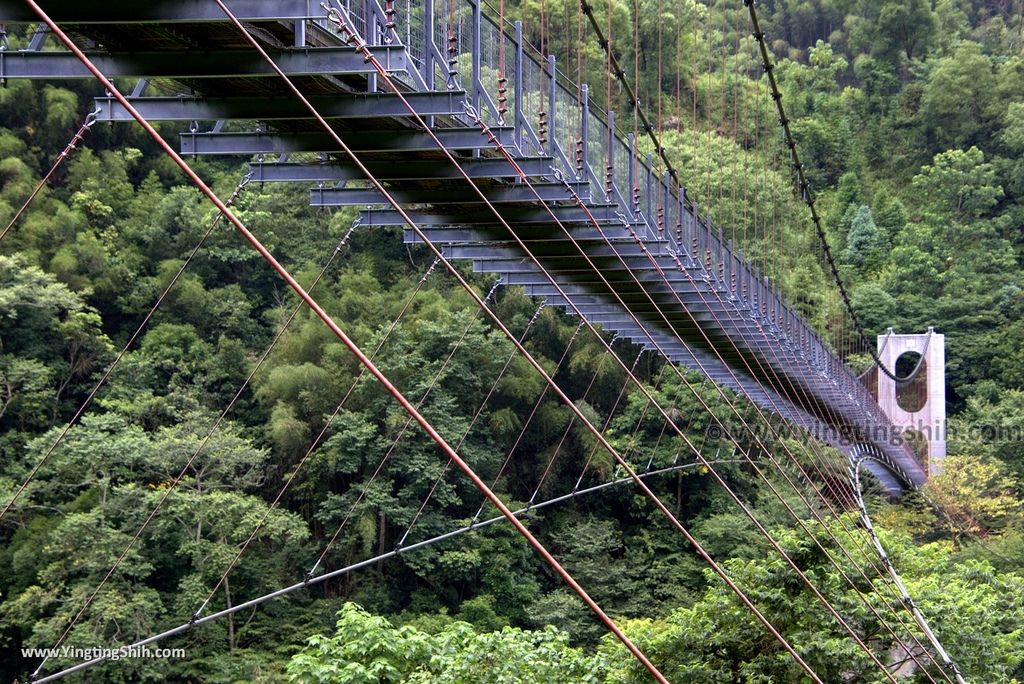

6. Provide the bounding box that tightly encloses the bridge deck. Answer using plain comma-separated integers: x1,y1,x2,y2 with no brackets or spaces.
0,0,924,493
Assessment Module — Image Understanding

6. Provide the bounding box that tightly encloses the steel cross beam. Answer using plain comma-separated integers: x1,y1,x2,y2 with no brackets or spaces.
249,157,559,182
500,270,695,287
528,289,765,327
96,92,468,121
359,204,627,227
179,127,517,155
443,242,660,260
0,0,322,23
537,301,745,330
465,254,684,273
607,334,851,426
0,47,408,79
402,225,659,244
314,182,590,206
518,280,781,328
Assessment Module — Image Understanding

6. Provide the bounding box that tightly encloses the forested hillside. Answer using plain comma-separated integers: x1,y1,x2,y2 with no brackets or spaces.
2,1,1024,682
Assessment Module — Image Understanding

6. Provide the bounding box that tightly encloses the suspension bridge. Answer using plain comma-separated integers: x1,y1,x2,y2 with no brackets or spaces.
0,0,963,682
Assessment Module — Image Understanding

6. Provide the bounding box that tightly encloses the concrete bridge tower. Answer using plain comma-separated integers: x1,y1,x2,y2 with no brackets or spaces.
875,328,946,475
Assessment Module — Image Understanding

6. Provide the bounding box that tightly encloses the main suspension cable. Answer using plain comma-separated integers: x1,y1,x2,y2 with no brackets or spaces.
581,0,895,380
742,0,896,379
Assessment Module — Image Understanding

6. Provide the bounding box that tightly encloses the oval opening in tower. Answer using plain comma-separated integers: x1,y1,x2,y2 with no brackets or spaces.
895,351,927,413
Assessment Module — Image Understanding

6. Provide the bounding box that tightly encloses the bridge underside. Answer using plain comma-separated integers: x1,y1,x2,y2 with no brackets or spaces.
0,0,925,494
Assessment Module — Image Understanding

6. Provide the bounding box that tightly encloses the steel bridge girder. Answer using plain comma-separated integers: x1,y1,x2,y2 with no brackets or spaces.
0,0,323,23
250,157,559,182
402,226,657,244
97,92,467,122
0,46,408,79
314,182,589,207
179,127,517,155
359,205,626,227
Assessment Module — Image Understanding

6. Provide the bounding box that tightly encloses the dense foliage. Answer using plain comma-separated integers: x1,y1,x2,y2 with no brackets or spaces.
1,1,1024,682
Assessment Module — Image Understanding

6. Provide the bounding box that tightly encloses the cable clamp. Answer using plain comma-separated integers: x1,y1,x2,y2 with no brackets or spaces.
462,100,481,124
942,659,963,675
336,217,361,250
484,278,502,303
84,105,103,129
320,2,344,28
421,257,441,283
237,170,255,191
